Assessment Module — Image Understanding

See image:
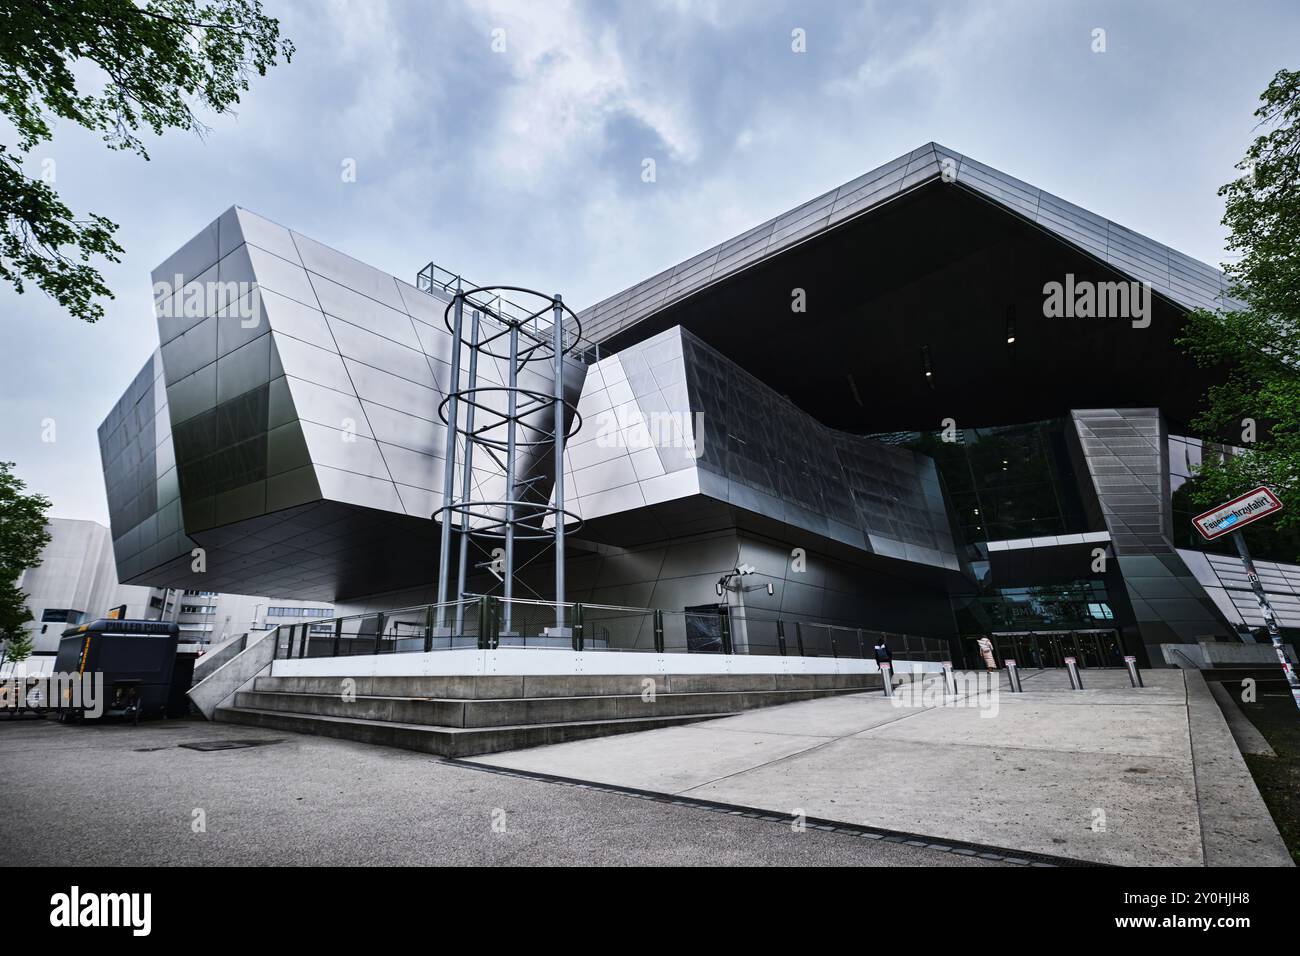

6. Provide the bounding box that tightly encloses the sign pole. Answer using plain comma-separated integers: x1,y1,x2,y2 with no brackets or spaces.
1231,530,1300,712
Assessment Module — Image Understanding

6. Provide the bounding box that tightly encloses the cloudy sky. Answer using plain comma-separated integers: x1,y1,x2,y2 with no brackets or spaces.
3,0,1297,524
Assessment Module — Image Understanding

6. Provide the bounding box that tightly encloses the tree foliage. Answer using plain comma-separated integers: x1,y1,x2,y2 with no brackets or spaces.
0,461,53,654
1180,69,1300,539
0,0,293,322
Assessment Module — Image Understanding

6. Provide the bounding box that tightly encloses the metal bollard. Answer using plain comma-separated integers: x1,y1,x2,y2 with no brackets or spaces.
1005,658,1022,693
1064,656,1083,690
941,660,957,696
880,662,893,698
478,595,494,650
1124,655,1144,688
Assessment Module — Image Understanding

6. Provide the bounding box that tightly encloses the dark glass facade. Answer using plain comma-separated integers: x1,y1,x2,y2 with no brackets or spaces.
970,580,1115,631
874,418,1091,550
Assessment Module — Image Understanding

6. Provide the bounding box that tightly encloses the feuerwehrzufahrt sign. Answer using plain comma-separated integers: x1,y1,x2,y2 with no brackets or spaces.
1191,487,1284,541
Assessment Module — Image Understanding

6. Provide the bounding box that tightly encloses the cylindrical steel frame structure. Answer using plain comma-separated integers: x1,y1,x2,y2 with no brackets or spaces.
433,283,584,637
552,294,567,631
434,280,464,629
454,311,481,636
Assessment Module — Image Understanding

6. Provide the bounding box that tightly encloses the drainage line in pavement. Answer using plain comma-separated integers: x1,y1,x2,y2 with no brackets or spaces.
441,757,1108,868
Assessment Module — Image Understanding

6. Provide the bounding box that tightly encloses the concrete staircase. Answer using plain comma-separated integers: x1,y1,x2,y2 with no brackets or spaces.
216,672,885,757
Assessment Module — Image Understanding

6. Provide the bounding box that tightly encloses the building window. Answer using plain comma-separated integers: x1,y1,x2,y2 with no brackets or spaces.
266,607,334,618
40,609,85,623
180,605,216,614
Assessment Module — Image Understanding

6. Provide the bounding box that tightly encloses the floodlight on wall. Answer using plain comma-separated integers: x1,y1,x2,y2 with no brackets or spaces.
716,565,774,597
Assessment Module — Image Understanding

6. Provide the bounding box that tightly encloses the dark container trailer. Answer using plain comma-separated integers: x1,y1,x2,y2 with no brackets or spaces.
54,619,181,721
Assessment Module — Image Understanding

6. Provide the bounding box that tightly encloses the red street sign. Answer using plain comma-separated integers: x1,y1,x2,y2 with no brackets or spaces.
1124,656,1136,662
1064,657,1076,664
1192,487,1283,540
1005,659,1017,665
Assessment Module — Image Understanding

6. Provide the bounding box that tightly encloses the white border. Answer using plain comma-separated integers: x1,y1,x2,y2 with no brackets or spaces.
270,648,942,679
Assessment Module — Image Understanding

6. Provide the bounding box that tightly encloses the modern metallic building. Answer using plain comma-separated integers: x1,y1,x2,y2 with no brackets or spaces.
98,142,1300,667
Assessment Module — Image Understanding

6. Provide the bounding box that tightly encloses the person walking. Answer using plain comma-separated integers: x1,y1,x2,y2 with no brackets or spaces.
976,635,997,672
873,637,893,695
873,637,893,666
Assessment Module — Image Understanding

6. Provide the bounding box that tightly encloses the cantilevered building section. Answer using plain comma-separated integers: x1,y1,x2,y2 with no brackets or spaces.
100,143,1285,667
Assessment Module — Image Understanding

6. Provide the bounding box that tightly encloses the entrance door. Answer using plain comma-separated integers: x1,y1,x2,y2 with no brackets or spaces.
1039,632,1065,668
993,629,1122,667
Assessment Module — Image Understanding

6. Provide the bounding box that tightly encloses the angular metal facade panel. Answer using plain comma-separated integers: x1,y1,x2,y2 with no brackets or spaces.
1179,548,1300,631
565,326,962,572
98,352,197,584
1068,408,1232,647
104,207,585,597
577,142,1234,347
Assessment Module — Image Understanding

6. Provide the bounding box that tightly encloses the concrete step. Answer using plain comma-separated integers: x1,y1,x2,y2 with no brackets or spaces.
252,671,882,700
233,685,863,728
215,705,726,757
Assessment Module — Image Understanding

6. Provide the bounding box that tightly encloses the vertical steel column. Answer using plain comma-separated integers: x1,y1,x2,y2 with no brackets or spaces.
552,294,567,630
1233,530,1300,711
435,281,465,629
503,317,519,634
332,617,341,658
455,311,481,636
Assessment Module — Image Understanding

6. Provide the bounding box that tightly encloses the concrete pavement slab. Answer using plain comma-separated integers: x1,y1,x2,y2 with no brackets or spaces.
860,697,1191,759
698,692,920,737
682,735,1202,866
467,724,830,792
0,717,1000,867
470,667,1291,866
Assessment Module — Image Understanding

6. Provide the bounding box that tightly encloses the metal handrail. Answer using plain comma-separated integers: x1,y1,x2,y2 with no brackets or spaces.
417,261,603,362
268,594,946,663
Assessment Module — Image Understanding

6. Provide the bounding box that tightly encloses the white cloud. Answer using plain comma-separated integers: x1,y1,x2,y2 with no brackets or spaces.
466,0,700,186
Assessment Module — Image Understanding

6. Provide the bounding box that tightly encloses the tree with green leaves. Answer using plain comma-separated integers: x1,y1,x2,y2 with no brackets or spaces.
0,0,293,322
1179,68,1300,550
0,462,53,662
0,628,34,667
